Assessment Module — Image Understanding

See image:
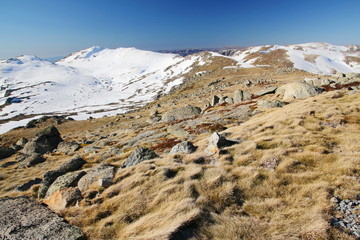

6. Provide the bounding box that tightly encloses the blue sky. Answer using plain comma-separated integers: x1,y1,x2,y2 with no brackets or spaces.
0,0,359,59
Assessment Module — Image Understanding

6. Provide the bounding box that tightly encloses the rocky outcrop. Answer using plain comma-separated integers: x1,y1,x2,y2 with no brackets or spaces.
38,155,86,198
0,196,85,240
170,141,197,154
77,163,115,192
162,105,202,122
123,147,158,168
233,90,252,103
15,178,42,192
276,82,321,100
22,126,63,155
16,137,28,148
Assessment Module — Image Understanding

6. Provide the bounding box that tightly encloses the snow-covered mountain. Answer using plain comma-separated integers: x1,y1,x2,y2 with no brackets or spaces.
0,47,210,133
0,43,359,133
228,42,360,74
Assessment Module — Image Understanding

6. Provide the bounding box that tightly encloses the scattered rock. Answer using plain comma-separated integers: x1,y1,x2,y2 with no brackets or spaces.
45,171,86,198
255,86,278,96
0,147,16,160
16,137,28,148
233,90,252,103
43,188,83,212
56,141,81,154
15,178,42,191
38,155,86,198
22,126,63,155
205,132,240,154
170,141,197,154
162,105,202,122
19,154,45,167
123,147,158,168
257,100,286,108
276,82,321,100
0,196,85,240
77,163,115,192
211,95,220,106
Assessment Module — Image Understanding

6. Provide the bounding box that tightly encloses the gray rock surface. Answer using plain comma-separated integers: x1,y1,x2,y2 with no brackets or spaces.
233,90,252,103
123,147,158,168
170,141,197,154
38,155,86,198
0,196,85,240
258,100,286,108
255,86,278,96
162,105,202,122
16,137,28,148
276,82,321,100
56,141,81,154
45,171,86,198
211,95,220,106
22,126,63,155
19,154,45,168
77,163,115,192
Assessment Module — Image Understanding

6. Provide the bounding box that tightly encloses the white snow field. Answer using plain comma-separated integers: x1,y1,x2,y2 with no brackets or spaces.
0,43,359,133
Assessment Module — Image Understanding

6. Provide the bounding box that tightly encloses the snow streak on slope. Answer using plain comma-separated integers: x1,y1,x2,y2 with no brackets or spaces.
0,48,202,133
229,42,360,74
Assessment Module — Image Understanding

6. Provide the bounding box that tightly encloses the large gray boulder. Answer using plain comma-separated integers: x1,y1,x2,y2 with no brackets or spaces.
170,141,196,154
77,163,115,192
234,90,252,103
161,105,202,122
276,82,321,100
123,147,158,168
45,171,86,198
0,196,85,240
22,126,63,155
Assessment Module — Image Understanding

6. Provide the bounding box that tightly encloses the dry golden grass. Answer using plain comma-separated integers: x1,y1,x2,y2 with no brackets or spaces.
0,66,359,239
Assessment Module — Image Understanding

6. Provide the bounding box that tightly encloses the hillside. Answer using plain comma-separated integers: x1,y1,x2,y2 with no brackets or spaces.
0,43,359,239
1,43,360,134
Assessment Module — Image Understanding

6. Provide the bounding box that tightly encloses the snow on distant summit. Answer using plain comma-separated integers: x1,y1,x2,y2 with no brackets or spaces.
229,42,360,74
0,47,205,133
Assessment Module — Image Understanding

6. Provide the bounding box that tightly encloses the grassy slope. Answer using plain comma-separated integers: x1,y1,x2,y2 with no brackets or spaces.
0,65,359,239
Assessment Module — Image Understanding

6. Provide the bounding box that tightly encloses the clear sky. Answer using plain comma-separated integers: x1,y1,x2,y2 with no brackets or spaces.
0,0,359,59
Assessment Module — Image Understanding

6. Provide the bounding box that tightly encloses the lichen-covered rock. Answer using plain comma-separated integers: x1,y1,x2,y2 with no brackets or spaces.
77,163,115,192
170,141,197,154
123,147,158,168
19,154,45,168
22,126,63,155
162,105,202,122
56,141,81,154
0,196,85,240
43,188,83,212
45,171,86,198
